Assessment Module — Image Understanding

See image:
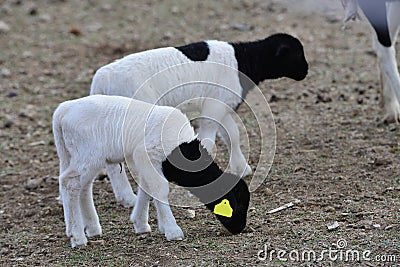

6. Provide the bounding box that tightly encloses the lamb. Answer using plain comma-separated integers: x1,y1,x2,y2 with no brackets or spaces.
342,0,400,123
52,95,250,247
90,33,308,206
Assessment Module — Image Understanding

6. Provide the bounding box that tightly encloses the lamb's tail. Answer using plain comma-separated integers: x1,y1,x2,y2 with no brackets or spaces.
90,67,110,95
52,103,71,181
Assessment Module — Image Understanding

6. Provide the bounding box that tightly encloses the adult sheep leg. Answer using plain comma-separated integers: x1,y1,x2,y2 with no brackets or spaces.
217,113,252,177
373,34,400,123
105,163,136,207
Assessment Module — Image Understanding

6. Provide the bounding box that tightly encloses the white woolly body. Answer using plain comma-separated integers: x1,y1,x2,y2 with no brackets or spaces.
53,95,195,247
53,95,195,166
90,41,243,110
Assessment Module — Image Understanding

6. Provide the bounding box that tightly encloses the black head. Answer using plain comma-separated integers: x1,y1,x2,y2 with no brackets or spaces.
162,139,250,234
265,33,308,81
205,175,250,234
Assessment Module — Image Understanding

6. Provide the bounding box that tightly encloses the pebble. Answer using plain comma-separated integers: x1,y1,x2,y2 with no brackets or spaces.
265,188,273,196
186,209,195,219
324,206,336,212
1,68,11,77
231,23,253,31
0,21,10,33
7,91,18,98
38,14,51,22
3,119,14,128
25,177,43,190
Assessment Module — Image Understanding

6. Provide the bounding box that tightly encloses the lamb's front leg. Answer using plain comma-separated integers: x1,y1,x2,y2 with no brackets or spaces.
197,100,228,155
130,149,183,240
130,187,151,234
153,197,184,241
218,113,252,177
106,163,136,208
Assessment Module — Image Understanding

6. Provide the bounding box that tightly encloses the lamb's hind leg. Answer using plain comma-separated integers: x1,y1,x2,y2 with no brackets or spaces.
60,168,87,248
106,163,136,208
80,168,103,238
217,113,252,177
129,152,183,241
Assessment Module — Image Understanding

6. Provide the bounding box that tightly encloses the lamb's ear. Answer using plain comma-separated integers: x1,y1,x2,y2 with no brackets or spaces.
275,44,290,57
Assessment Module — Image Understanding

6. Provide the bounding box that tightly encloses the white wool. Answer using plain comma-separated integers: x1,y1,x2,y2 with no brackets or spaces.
53,95,195,247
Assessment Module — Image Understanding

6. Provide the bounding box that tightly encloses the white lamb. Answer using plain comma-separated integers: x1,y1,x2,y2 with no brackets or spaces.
90,33,308,206
53,95,250,248
342,0,400,123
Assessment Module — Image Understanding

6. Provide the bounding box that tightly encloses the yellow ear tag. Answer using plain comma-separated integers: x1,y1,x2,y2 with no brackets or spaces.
213,199,233,218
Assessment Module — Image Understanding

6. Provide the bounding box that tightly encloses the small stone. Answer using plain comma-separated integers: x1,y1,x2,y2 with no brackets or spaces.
7,91,17,98
28,5,38,15
171,6,179,14
324,206,336,212
327,221,339,231
231,23,253,31
38,14,51,22
0,21,10,33
161,31,173,41
25,177,43,190
101,4,112,11
1,68,11,77
3,119,14,128
22,51,33,58
186,209,195,219
86,22,103,32
265,188,273,196
69,27,82,36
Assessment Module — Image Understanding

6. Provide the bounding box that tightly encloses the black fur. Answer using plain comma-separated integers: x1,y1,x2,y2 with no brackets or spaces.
230,33,308,99
162,139,250,234
175,41,210,61
358,0,392,47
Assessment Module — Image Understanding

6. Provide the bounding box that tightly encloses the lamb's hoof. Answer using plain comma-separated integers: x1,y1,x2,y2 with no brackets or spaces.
56,195,63,205
164,226,184,241
382,114,400,125
70,235,88,248
116,193,136,208
242,164,253,177
134,223,151,234
230,163,252,177
85,224,102,238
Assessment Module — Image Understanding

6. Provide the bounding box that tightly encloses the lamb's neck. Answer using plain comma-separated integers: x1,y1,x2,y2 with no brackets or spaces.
230,39,276,85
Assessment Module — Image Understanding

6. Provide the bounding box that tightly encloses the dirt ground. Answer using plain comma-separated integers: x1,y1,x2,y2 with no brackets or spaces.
1,0,399,266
